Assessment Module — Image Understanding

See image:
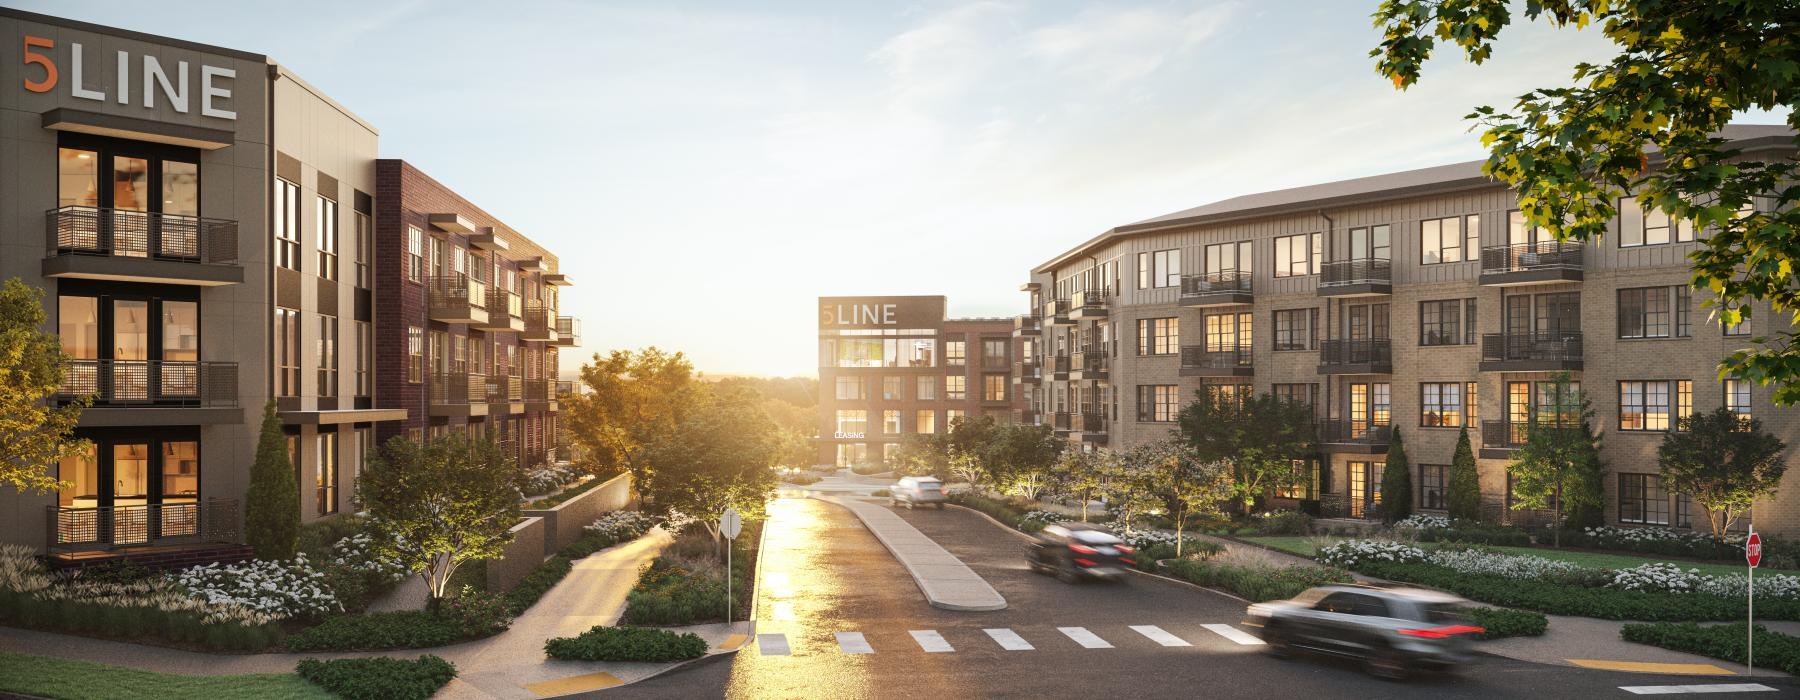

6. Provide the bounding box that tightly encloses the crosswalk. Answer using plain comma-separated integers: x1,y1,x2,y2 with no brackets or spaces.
755,623,1264,657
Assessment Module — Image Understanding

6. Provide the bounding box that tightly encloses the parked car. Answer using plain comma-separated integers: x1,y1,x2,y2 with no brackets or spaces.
1026,523,1134,583
890,476,946,509
1243,584,1483,680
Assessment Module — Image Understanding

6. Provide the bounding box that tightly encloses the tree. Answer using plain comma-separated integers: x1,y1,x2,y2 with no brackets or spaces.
1508,373,1606,545
244,401,300,560
563,348,701,495
639,385,780,548
1659,408,1788,536
0,278,89,494
1100,449,1160,532
1380,428,1413,524
984,423,1064,499
360,434,523,602
1372,0,1800,402
1448,426,1482,521
715,375,817,468
1054,450,1104,522
1138,439,1230,557
941,415,1001,492
889,432,948,478
1178,391,1317,512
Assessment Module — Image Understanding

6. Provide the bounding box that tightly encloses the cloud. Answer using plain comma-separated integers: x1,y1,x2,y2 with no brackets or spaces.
1026,2,1236,87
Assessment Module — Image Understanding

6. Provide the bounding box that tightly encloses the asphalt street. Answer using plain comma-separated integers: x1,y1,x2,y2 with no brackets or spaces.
603,494,1798,699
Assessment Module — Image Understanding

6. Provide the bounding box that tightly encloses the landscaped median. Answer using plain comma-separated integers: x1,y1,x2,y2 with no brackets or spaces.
1620,622,1800,675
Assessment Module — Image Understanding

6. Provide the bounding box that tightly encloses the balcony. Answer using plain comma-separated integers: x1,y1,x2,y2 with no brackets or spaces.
1052,411,1072,437
429,372,488,417
1480,241,1584,286
1070,289,1109,321
428,276,489,325
1074,411,1109,444
1179,271,1253,307
1318,259,1391,297
1479,332,1583,372
1180,346,1253,377
525,378,558,411
487,375,525,415
1015,358,1041,384
473,288,525,332
1014,314,1042,337
1318,339,1392,374
58,360,239,426
1070,345,1108,381
1050,354,1071,381
1044,299,1073,326
47,497,241,556
522,305,560,342
43,207,242,286
556,380,578,399
1317,421,1392,453
1012,409,1040,426
554,317,581,347
1479,420,1526,459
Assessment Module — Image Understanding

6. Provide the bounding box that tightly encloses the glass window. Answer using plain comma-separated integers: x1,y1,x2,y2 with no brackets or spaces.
1618,286,1690,339
982,339,1008,368
1135,385,1180,423
1418,464,1447,510
407,326,424,383
1642,207,1695,246
1419,216,1464,264
112,156,149,212
316,196,338,281
1726,379,1751,419
59,148,99,208
984,374,1007,402
946,375,967,400
1149,249,1180,288
275,178,301,271
1272,383,1316,408
316,432,338,516
354,212,371,289
947,409,966,425
916,376,937,401
1273,232,1322,277
57,444,99,508
318,315,338,397
1619,473,1670,525
1204,313,1252,353
406,226,424,282
355,321,371,397
1273,308,1317,350
945,340,966,366
883,410,901,434
915,409,937,434
1419,300,1464,346
114,443,150,504
835,376,865,400
1620,380,1673,431
835,410,868,436
275,308,300,397
1420,383,1465,427
162,161,198,217
882,376,903,400
1137,317,1178,356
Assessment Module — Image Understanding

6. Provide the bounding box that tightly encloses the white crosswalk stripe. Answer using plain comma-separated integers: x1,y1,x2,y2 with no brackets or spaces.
1058,626,1113,649
1202,624,1264,646
757,633,790,656
835,631,873,654
1620,684,1779,695
984,628,1035,651
910,629,955,653
1129,625,1191,647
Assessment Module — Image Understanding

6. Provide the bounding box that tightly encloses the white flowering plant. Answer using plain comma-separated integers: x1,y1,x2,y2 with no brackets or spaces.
1394,514,1454,530
524,466,582,497
328,531,411,584
170,554,342,621
585,510,661,543
1608,562,1800,600
1018,511,1065,529
1316,539,1427,568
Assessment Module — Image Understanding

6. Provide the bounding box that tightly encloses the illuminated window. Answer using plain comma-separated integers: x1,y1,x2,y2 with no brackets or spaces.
1135,385,1179,422
274,178,301,270
1137,317,1178,356
406,226,424,282
1273,233,1321,277
946,375,966,400
1419,215,1478,264
315,195,338,281
835,410,867,435
1618,286,1691,339
883,410,901,434
984,374,1007,402
1620,380,1688,431
916,376,937,401
1420,383,1465,427
1725,379,1751,420
916,410,937,434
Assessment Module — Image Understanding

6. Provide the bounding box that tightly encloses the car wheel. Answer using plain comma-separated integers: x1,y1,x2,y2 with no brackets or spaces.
888,497,898,508
1056,561,1081,584
1364,647,1410,681
1261,623,1292,659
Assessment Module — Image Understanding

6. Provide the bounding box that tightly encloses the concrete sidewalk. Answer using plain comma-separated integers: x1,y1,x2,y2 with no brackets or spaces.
0,525,756,696
815,494,1007,611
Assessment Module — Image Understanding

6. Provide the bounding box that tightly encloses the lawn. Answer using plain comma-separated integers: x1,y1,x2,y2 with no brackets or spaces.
1236,536,1794,578
0,652,330,700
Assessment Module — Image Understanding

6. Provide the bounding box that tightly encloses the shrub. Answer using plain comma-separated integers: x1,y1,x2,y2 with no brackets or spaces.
850,462,892,476
584,510,660,542
169,555,342,621
285,611,467,651
1254,510,1313,536
543,625,708,662
526,478,603,510
1316,540,1427,568
1394,514,1452,530
245,401,300,560
1355,560,1800,621
870,489,891,497
1414,523,1533,547
1427,546,1608,586
1553,526,1742,560
947,492,1031,526
1467,607,1549,639
1610,562,1800,600
1161,559,1352,602
782,471,822,486
1379,429,1412,523
524,466,581,497
1622,622,1800,675
296,655,457,700
1018,510,1064,531
621,561,730,626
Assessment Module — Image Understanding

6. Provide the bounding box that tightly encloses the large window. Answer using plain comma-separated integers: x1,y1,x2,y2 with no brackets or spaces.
883,410,901,435
882,376,903,401
1137,317,1178,356
1420,382,1468,428
1725,379,1751,420
354,211,371,289
1274,232,1322,277
406,226,424,283
1203,241,1253,277
820,336,938,368
982,339,1008,368
835,410,868,436
1618,286,1691,339
1138,249,1180,289
1204,312,1252,353
984,374,1007,402
315,195,338,281
407,326,424,383
1625,204,1695,247
1620,380,1691,431
1273,460,1320,500
275,178,301,271
1419,299,1476,346
1418,464,1448,510
1344,224,1392,261
316,432,338,516
916,376,938,401
1619,473,1670,525
355,321,371,397
275,308,300,397
916,409,937,434
317,315,338,397
1272,383,1317,409
1419,215,1479,264
946,375,967,400
1273,308,1318,350
835,376,865,400
945,340,966,366
1136,385,1180,423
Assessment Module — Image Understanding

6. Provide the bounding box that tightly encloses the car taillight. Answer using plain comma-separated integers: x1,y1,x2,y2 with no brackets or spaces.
1114,545,1134,554
1119,558,1136,566
1068,544,1098,555
1397,625,1485,639
1073,558,1097,567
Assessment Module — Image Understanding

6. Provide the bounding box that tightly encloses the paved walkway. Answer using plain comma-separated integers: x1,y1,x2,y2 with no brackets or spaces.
815,494,1007,611
0,525,756,697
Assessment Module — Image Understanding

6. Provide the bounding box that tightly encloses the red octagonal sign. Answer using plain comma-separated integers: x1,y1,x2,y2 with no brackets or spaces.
1748,533,1763,568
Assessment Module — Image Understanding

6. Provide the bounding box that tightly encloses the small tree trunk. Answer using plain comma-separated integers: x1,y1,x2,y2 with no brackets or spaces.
1552,482,1563,549
1174,504,1186,558
1080,491,1089,523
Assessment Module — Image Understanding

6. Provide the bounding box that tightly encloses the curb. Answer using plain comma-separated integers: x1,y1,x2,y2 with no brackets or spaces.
816,496,1007,612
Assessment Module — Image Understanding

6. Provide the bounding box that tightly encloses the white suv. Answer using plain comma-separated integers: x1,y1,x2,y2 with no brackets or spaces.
890,477,946,509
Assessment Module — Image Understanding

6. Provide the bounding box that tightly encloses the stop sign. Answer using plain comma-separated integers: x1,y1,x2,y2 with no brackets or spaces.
1748,533,1763,568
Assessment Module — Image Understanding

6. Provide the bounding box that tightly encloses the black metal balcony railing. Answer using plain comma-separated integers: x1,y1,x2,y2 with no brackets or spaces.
1050,354,1071,375
1318,421,1393,445
1052,411,1072,431
429,275,487,309
555,316,581,344
1481,241,1584,274
58,359,237,407
556,380,578,398
1014,314,1042,334
48,497,240,553
1481,420,1527,449
1076,411,1108,433
1180,271,1251,297
982,355,1011,370
1044,298,1071,319
525,378,555,403
429,372,486,405
1481,332,1583,363
523,305,558,338
45,206,239,264
488,375,525,403
1320,259,1392,287
485,288,523,320
1180,346,1253,370
1318,339,1392,368
1072,289,1109,309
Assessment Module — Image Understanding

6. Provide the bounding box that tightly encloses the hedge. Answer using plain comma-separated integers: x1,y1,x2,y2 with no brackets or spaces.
1355,560,1800,621
947,492,1031,526
1467,607,1548,639
543,626,709,662
295,655,457,700
1160,559,1352,602
1621,622,1800,675
1414,524,1532,547
0,591,282,652
285,611,464,652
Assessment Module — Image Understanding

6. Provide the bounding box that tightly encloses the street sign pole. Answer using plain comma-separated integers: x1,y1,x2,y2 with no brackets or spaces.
1748,526,1761,676
721,507,743,625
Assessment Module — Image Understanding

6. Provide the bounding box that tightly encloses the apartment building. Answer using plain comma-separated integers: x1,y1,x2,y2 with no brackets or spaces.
817,296,1020,467
373,159,576,471
0,9,407,564
1022,125,1800,535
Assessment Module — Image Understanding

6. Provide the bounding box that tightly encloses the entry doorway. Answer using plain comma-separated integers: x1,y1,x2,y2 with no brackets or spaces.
1348,461,1383,519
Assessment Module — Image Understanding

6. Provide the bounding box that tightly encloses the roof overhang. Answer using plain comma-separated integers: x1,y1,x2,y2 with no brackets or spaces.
280,408,410,425
42,108,235,150
543,273,573,286
469,227,509,252
517,257,546,272
429,213,476,234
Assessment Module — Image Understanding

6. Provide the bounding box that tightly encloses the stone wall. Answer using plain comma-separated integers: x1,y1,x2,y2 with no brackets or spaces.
485,516,545,593
522,473,633,556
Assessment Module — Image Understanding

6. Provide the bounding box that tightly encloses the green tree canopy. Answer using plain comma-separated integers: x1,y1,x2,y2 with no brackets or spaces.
639,385,780,545
1448,426,1482,521
563,348,701,489
0,278,89,494
982,423,1064,499
1372,0,1800,401
1380,428,1413,524
1053,450,1105,522
1507,373,1606,544
1135,439,1230,556
1659,407,1788,536
1177,390,1317,511
360,434,524,601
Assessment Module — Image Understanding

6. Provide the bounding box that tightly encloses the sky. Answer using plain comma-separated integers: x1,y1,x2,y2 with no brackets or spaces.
20,1,1785,378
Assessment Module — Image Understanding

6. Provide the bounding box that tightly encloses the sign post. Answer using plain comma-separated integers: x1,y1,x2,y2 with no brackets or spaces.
721,507,743,624
1747,527,1762,676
